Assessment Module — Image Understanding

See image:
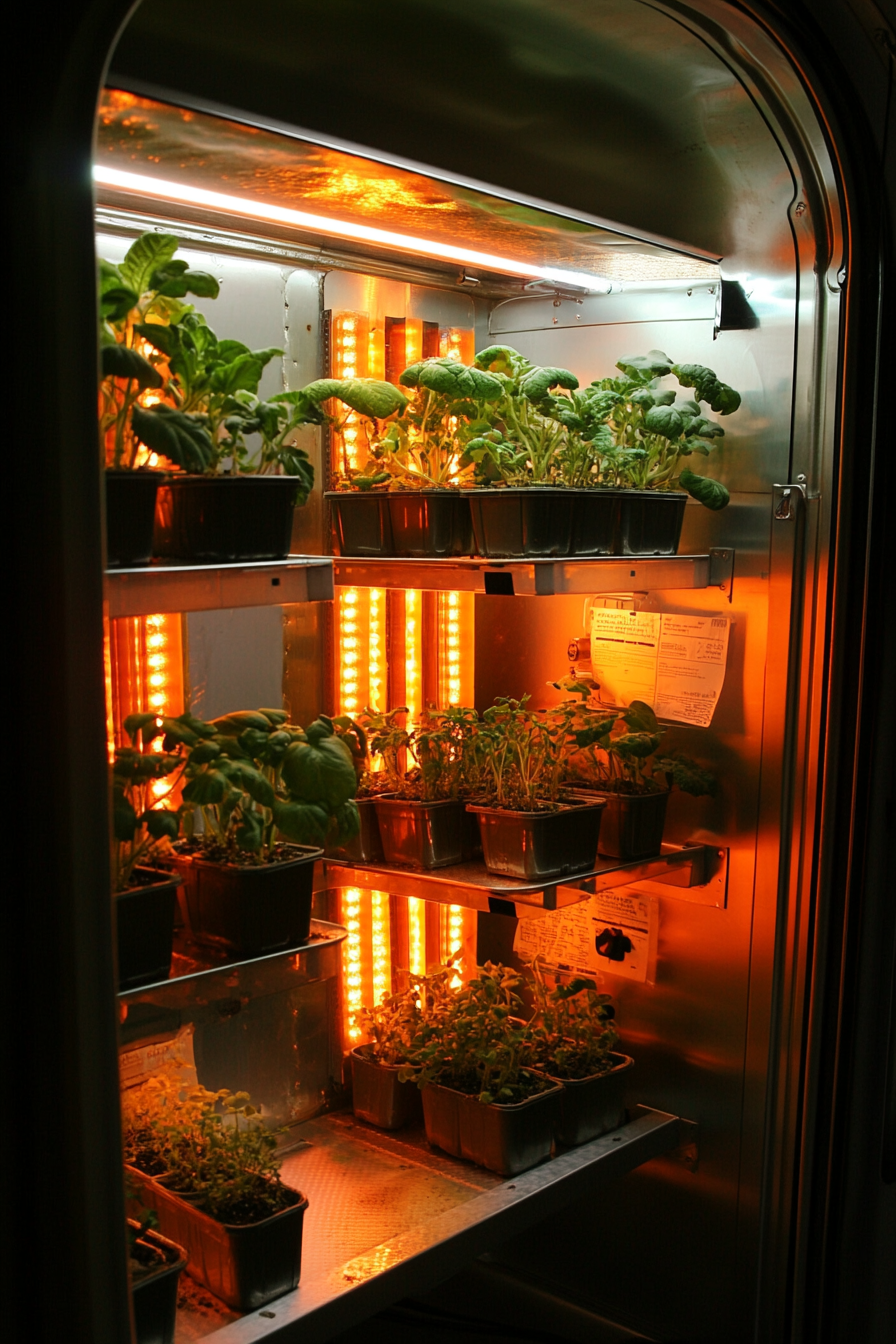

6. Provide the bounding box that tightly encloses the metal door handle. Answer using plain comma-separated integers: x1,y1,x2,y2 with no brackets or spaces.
774,482,807,521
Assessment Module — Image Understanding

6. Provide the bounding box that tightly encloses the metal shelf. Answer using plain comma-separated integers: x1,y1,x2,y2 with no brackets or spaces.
175,1104,683,1344
333,550,733,596
319,843,712,918
105,556,334,617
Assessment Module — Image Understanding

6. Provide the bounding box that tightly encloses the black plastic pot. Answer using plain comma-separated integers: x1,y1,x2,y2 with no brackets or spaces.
616,490,687,555
460,803,483,860
422,1076,563,1176
129,1221,186,1344
115,867,182,991
468,488,574,558
387,490,474,558
326,491,394,557
544,1053,634,1147
172,843,322,956
577,788,669,860
568,488,621,557
351,1047,423,1129
126,1167,307,1312
334,796,385,864
106,469,166,567
374,797,465,870
154,474,300,562
468,801,605,880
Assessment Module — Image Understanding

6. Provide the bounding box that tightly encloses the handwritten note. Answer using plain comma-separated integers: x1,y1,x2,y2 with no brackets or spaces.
590,609,730,727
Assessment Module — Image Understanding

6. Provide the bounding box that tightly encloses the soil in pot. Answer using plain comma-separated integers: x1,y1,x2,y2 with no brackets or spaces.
326,491,394,557
106,469,167,567
126,1167,307,1312
129,1221,186,1344
468,488,574,559
574,788,669,860
616,490,687,556
374,796,465,869
387,490,474,558
568,488,620,557
422,1075,563,1176
542,1053,634,1147
351,1047,423,1129
468,800,605,880
172,841,322,956
115,867,182,991
154,475,300,562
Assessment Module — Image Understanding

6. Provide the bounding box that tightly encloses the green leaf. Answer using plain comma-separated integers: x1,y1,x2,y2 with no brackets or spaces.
259,709,288,726
212,710,275,735
301,377,408,419
120,233,179,296
143,809,180,841
622,700,659,733
643,405,684,440
132,406,214,473
616,350,673,380
271,799,329,845
210,354,265,396
654,754,716,796
188,740,221,765
280,734,357,808
519,366,579,400
234,807,265,852
113,788,138,841
672,364,741,415
101,344,163,390
133,321,181,359
182,770,231,805
99,261,139,322
399,358,504,401
151,264,220,300
679,469,730,510
234,765,276,810
613,732,661,758
123,712,160,742
473,345,523,375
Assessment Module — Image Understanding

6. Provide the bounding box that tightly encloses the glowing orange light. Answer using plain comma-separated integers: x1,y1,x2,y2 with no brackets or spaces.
407,897,426,977
404,590,422,725
438,591,474,706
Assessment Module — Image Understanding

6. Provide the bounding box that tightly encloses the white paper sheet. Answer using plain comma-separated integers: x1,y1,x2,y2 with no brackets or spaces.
590,609,730,727
513,890,657,984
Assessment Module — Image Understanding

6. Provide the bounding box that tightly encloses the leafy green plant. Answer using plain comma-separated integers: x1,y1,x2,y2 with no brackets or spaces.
466,346,581,484
358,704,483,802
99,232,219,470
580,350,739,507
111,711,213,891
407,961,546,1104
122,1074,292,1223
179,708,359,858
356,706,412,792
476,696,582,811
298,377,409,489
524,958,618,1080
568,698,716,797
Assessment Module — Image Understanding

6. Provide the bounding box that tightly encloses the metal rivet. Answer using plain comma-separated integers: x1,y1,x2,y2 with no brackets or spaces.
795,202,807,216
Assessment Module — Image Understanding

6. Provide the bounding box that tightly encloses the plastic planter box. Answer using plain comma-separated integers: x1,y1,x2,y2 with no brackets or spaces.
154,475,299,562
616,490,687,556
350,1047,423,1129
387,490,474,558
422,1077,563,1176
581,789,669,860
568,488,621,557
326,491,393,557
467,801,605,880
468,488,574,558
106,469,165,567
340,796,385,864
172,843,322,956
129,1221,186,1344
115,867,182,991
374,797,465,869
544,1053,634,1147
126,1167,307,1312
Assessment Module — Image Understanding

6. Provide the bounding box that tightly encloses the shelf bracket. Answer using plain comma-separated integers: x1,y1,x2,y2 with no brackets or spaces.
708,547,734,601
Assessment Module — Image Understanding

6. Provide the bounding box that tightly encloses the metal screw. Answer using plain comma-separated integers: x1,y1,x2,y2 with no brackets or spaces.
795,202,806,215
797,474,806,483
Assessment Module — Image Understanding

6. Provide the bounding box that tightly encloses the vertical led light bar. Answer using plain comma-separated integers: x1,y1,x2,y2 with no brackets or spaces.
338,587,361,716
341,888,365,1046
368,588,385,711
407,897,426,976
370,891,391,1008
439,327,475,365
331,311,369,474
404,589,422,724
438,591,474,706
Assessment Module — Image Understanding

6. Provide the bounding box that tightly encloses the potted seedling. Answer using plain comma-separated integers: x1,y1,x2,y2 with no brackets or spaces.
574,350,740,555
123,1076,308,1312
133,307,317,561
111,712,206,990
567,698,716,859
99,232,219,565
173,708,358,955
409,962,563,1176
371,705,475,870
127,1202,186,1344
350,977,428,1130
523,959,632,1146
300,376,410,556
463,345,583,558
467,697,605,880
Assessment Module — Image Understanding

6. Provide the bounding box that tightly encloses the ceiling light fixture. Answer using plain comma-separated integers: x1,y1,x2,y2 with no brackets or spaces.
93,166,612,293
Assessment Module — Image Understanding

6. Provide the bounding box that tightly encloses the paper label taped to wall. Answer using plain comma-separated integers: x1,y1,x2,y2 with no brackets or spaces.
590,609,730,727
513,891,657,983
119,1024,197,1092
